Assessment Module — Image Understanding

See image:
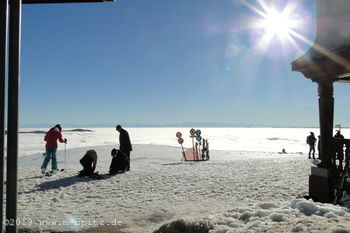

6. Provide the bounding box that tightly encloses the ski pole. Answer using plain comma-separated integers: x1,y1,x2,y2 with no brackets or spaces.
180,143,186,161
64,142,67,172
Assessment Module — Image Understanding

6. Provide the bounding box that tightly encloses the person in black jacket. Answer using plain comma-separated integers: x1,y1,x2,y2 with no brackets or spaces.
109,148,128,175
116,125,132,171
79,149,98,177
334,130,345,170
306,132,317,159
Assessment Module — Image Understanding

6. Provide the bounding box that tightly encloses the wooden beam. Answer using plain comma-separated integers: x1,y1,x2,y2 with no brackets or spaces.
20,0,114,4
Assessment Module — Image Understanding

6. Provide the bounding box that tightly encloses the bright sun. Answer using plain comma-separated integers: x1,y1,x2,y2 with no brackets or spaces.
260,9,297,40
243,0,302,48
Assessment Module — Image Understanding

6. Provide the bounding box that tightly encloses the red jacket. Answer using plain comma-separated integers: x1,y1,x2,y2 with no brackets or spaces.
44,127,65,148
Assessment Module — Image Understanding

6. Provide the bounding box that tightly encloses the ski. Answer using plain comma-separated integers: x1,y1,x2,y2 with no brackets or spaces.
44,169,65,177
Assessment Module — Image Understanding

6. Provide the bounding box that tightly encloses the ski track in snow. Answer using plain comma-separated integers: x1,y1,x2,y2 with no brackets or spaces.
13,144,350,233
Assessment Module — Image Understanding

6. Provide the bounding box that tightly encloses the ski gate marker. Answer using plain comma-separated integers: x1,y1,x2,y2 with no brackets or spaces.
176,128,209,161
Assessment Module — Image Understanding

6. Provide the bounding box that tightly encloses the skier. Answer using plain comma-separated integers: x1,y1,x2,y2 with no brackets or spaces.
116,125,132,171
79,149,98,177
306,132,317,159
109,148,128,175
41,124,67,174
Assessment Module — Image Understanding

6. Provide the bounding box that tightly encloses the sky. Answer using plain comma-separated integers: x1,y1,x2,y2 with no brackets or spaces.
17,0,350,128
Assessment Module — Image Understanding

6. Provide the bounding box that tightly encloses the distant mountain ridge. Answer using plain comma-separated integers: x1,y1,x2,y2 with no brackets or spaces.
19,122,320,128
5,129,94,134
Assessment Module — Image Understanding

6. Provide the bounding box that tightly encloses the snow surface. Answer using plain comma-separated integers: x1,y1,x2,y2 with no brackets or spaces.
7,128,350,232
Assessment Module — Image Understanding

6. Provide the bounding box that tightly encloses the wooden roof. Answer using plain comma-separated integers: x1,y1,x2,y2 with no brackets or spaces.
291,45,350,82
291,0,350,82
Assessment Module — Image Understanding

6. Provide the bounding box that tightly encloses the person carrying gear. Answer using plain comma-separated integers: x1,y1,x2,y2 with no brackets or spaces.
306,132,317,159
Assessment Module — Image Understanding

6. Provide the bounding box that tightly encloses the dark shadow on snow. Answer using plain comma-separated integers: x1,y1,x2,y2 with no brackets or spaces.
162,161,207,166
19,173,112,194
17,175,43,182
162,162,183,166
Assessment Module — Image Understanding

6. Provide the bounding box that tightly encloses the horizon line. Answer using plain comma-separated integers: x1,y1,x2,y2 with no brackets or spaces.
18,122,323,128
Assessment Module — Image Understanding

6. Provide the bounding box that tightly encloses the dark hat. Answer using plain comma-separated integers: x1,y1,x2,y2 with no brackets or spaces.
111,148,117,156
116,125,122,130
55,124,62,131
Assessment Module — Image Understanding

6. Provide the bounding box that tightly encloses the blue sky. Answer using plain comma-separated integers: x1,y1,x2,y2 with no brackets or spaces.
18,0,349,127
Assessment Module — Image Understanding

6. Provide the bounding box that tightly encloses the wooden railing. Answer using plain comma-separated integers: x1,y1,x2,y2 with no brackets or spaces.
332,139,350,203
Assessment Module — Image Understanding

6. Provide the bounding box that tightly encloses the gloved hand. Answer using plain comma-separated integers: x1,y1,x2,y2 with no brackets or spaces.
64,138,67,144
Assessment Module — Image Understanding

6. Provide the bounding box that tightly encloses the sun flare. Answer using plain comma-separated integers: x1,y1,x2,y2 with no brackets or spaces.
242,0,305,51
259,9,297,40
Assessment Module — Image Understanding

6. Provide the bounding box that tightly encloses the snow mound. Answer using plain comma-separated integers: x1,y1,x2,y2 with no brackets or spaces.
153,218,214,233
291,199,348,217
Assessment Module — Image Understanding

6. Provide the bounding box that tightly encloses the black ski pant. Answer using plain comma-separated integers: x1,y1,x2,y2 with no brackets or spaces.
123,151,130,171
308,145,315,159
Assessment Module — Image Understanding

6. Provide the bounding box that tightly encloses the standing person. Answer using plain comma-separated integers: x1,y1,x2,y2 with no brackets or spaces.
116,125,132,171
41,124,67,174
334,130,345,140
306,132,317,159
334,130,345,169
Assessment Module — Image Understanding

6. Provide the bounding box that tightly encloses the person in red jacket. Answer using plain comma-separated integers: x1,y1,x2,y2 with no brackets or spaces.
41,124,67,174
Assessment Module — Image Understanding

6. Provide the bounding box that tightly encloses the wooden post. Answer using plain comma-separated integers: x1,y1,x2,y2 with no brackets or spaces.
0,0,8,232
318,80,334,168
309,80,336,203
6,0,21,232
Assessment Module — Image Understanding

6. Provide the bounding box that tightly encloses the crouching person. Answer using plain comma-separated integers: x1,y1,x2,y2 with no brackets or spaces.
109,148,129,175
79,149,98,177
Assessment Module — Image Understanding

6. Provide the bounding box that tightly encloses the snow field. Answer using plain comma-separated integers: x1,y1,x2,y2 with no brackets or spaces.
14,144,350,233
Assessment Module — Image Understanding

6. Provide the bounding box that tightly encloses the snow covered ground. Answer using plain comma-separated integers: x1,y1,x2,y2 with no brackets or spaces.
8,128,350,232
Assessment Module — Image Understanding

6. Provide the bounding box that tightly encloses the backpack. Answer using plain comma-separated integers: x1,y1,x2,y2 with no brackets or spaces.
306,136,310,144
306,135,316,145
